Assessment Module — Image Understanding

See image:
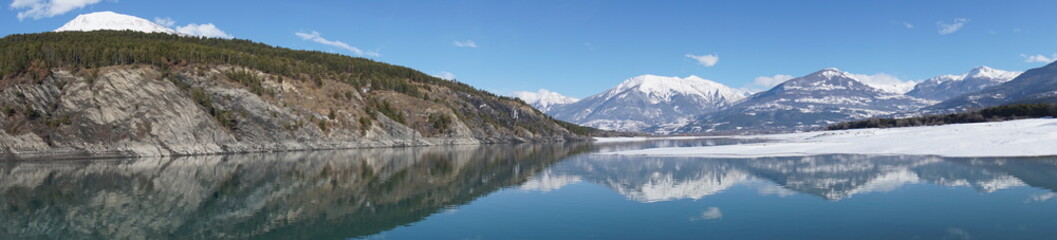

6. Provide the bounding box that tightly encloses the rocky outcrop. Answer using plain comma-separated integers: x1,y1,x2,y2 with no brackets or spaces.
0,65,588,160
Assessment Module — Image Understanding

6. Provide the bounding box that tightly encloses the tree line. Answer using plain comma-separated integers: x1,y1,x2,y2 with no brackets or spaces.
0,30,498,99
826,103,1057,130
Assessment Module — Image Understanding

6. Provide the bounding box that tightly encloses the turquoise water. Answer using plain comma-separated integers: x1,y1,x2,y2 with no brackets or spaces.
2,139,1056,239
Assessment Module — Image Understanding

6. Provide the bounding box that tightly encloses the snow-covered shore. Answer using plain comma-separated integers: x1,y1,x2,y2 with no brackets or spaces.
593,136,730,143
603,118,1057,158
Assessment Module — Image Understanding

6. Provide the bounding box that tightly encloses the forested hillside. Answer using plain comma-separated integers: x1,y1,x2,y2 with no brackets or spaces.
0,31,593,159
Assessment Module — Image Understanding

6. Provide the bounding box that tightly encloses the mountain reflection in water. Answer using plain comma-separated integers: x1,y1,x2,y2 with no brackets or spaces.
531,154,1057,202
3,139,1057,240
0,144,590,239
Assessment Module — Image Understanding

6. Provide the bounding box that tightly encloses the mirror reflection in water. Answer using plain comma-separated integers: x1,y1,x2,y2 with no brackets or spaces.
3,139,1057,239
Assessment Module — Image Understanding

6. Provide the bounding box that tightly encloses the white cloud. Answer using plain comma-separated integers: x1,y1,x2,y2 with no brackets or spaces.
686,54,719,67
295,31,380,57
433,71,456,81
152,17,232,39
945,228,971,240
453,40,477,48
10,0,102,20
691,207,723,221
176,23,233,39
1021,53,1057,63
757,185,797,197
153,17,175,27
752,74,794,89
850,73,918,93
701,207,723,220
937,18,969,35
903,22,914,29
1027,192,1057,203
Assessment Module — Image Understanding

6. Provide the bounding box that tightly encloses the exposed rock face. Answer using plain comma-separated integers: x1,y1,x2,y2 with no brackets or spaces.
0,65,587,160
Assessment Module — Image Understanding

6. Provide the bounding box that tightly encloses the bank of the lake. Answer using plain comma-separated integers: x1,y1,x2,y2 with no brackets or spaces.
605,118,1057,158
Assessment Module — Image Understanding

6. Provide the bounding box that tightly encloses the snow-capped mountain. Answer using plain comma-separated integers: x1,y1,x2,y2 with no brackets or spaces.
675,68,934,133
54,11,178,35
514,89,580,112
930,61,1057,111
545,75,746,133
907,66,1021,101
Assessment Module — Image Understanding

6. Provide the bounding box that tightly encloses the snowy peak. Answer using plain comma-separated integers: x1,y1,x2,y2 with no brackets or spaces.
775,68,874,92
676,68,934,133
542,74,746,133
965,66,1020,80
924,66,1021,84
817,67,843,74
805,68,853,80
608,74,745,102
908,66,1022,101
54,11,178,35
515,89,580,112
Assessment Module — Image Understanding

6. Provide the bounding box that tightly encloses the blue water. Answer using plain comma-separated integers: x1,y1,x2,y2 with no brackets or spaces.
2,139,1056,239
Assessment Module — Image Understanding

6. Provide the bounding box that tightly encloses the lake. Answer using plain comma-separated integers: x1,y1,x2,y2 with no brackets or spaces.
2,138,1056,239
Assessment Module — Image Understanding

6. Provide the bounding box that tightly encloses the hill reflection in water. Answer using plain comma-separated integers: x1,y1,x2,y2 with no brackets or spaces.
0,144,590,239
4,139,1057,239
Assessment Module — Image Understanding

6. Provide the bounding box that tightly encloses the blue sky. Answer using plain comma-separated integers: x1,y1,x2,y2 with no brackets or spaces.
3,0,1057,98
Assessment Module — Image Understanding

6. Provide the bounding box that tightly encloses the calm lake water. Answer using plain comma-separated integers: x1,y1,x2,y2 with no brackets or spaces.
3,139,1057,239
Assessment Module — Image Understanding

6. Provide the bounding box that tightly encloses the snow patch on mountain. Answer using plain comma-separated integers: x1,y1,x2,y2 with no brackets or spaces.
908,66,1022,101
514,89,580,112
53,11,234,39
966,66,1022,80
607,75,746,103
544,74,746,132
54,11,178,35
674,68,935,133
850,73,918,94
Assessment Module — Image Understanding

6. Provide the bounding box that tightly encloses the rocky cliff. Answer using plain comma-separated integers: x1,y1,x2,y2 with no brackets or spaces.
0,32,591,160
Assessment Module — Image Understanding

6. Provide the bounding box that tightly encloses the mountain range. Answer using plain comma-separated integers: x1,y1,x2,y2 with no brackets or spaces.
525,65,1038,134
676,68,935,133
2,10,1054,148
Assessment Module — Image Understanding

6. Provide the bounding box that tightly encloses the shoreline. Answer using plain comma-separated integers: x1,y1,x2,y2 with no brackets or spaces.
602,118,1057,158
